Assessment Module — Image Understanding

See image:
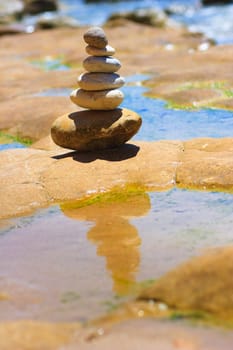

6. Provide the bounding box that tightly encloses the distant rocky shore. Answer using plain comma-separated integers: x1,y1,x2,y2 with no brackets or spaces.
1,0,233,36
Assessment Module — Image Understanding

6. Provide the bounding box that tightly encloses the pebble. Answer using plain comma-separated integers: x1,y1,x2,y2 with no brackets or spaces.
70,88,124,110
83,56,121,73
51,108,142,151
86,44,115,57
78,72,125,91
83,26,108,49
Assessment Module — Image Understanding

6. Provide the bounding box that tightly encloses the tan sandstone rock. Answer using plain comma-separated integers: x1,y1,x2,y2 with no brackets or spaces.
0,321,80,350
139,246,233,321
0,141,182,219
51,108,141,151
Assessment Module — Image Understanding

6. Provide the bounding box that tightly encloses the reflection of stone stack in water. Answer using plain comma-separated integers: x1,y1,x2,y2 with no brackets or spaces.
61,192,151,296
51,27,142,151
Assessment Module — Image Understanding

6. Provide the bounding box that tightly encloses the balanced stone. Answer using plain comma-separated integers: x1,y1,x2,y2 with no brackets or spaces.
83,56,121,73
70,88,124,110
51,108,142,151
78,72,125,91
83,26,108,49
86,44,115,57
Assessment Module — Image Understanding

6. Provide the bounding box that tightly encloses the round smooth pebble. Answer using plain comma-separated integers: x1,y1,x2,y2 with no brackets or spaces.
70,88,124,110
85,44,115,56
51,108,142,151
83,56,121,73
83,26,108,49
78,72,125,91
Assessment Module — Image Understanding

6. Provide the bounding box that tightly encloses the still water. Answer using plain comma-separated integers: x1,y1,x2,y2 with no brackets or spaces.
0,188,233,322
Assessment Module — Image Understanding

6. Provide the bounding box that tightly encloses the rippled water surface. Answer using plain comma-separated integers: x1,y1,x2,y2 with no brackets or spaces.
0,188,233,322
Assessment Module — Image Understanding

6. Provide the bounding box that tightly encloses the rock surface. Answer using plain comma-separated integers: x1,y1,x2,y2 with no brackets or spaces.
0,140,182,219
70,88,124,110
51,108,142,151
0,321,80,350
1,317,233,350
139,246,233,320
0,138,233,219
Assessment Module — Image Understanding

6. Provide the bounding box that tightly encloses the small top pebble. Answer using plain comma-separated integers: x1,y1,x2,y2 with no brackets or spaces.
83,26,108,49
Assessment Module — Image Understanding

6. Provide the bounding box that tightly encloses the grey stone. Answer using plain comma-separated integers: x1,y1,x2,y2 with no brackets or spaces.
78,72,125,91
83,56,121,73
85,44,115,56
70,88,124,110
83,26,108,49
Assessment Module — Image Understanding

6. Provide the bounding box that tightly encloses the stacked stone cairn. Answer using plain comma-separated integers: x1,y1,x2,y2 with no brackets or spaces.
51,27,142,151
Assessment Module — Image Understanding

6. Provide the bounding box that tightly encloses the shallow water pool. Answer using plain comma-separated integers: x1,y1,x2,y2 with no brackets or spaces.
0,188,233,322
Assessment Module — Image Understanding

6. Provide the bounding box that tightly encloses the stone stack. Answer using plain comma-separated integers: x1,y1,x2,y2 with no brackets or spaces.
70,26,125,111
51,27,142,152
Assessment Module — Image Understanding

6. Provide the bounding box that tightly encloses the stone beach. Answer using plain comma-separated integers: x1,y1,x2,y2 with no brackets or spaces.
0,11,233,350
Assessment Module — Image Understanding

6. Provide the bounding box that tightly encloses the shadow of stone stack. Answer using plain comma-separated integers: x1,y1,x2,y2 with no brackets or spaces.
51,26,142,152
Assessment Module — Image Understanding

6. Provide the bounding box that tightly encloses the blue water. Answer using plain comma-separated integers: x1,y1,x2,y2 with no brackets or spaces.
58,0,233,44
0,142,26,151
122,82,233,141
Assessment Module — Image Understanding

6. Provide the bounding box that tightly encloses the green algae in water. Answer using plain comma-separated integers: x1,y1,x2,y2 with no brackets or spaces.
60,291,81,304
0,131,32,146
30,56,70,71
60,184,148,210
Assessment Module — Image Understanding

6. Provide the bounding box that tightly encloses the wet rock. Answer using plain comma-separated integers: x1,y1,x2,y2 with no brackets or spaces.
139,246,233,320
0,321,80,349
176,137,233,191
83,26,108,49
70,88,124,110
0,140,182,219
51,108,142,151
23,0,58,15
107,8,168,27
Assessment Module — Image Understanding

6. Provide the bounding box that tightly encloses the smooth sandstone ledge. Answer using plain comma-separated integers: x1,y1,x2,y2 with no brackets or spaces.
2,317,233,350
0,321,81,350
1,138,233,220
139,245,233,320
